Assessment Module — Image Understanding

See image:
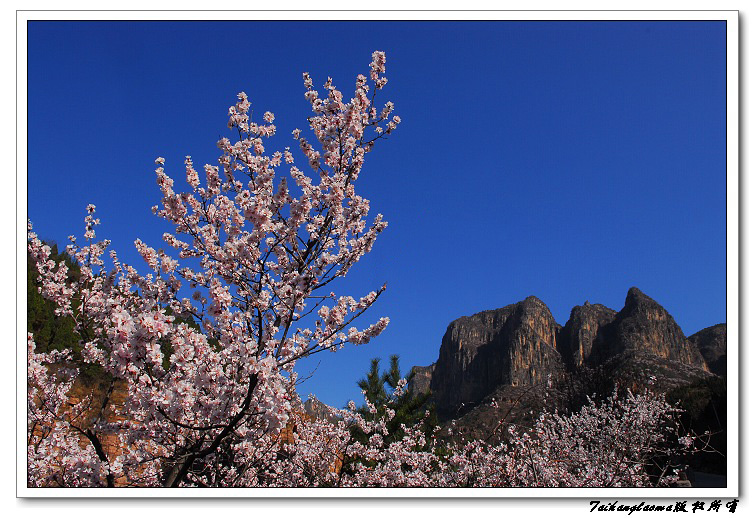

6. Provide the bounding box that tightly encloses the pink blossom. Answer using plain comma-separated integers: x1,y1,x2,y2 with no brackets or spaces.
27,52,400,488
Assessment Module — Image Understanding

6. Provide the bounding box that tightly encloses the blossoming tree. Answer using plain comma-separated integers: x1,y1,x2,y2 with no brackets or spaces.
259,382,693,487
29,51,397,487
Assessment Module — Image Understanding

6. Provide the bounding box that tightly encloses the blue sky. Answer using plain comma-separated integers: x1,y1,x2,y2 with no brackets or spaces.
27,20,727,407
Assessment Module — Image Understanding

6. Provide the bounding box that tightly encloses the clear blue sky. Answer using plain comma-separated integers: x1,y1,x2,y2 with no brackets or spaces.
27,21,727,408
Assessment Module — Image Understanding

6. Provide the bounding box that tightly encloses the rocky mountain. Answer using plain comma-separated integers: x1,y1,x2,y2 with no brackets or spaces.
688,323,727,377
594,287,709,369
560,301,616,369
412,287,724,420
302,396,341,424
408,364,434,397
428,296,564,420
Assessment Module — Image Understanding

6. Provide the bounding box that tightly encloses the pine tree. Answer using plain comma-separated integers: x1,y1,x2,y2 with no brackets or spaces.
27,243,80,354
353,355,437,444
27,241,109,381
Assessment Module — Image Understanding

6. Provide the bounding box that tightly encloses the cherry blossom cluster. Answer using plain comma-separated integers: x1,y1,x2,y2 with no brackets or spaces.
269,385,696,488
28,52,397,488
491,388,691,487
27,333,111,487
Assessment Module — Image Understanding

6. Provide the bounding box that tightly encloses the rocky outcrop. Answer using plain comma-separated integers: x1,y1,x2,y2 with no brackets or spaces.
597,288,709,371
559,302,616,368
409,364,435,396
429,296,564,419
688,324,727,377
303,396,340,424
558,288,710,371
415,287,720,420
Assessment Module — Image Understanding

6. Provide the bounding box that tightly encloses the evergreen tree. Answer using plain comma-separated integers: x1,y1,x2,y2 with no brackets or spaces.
27,243,80,355
353,355,437,444
27,241,109,381
356,358,389,414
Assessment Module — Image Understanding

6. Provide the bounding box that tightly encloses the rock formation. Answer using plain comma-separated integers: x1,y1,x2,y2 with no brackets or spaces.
688,323,727,377
302,396,340,424
415,287,721,420
559,302,616,368
594,287,709,370
408,364,434,397
429,296,565,420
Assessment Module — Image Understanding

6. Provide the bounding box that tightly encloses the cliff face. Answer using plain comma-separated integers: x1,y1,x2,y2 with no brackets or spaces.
302,396,340,424
417,287,720,420
429,296,564,419
596,288,710,371
408,364,435,396
559,302,617,368
688,323,727,377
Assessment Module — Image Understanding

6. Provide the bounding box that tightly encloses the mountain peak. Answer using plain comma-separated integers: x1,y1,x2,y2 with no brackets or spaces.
415,288,717,420
625,286,655,308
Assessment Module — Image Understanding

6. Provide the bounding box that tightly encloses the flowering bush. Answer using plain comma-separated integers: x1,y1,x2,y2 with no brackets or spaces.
249,384,693,488
27,51,697,489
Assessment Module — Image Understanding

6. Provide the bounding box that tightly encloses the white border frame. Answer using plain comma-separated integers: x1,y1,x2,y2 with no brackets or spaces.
16,10,739,499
